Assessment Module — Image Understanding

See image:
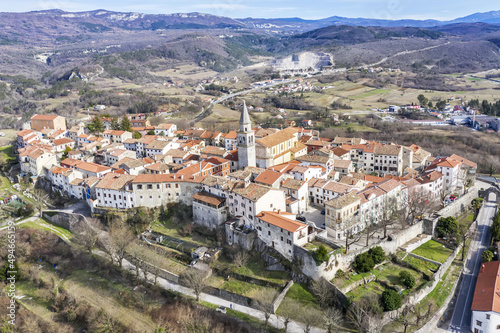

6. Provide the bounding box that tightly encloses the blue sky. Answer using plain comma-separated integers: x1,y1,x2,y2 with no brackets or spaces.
2,0,499,20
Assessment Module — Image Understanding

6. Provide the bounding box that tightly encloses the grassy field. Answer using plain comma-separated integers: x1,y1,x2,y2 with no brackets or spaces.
207,275,279,301
151,220,216,248
404,255,440,275
352,88,390,100
0,144,15,163
21,218,73,242
214,256,290,285
412,240,453,264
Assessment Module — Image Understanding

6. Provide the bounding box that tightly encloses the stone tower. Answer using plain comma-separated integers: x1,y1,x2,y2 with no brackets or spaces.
237,101,256,168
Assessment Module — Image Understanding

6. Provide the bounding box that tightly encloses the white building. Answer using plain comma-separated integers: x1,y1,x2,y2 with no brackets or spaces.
255,211,310,260
471,261,500,333
95,173,136,209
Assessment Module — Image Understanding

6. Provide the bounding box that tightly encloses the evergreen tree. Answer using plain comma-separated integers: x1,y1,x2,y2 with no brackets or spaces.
121,115,132,132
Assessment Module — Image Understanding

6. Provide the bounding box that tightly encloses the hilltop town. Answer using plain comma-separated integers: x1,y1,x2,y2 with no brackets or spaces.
6,99,491,332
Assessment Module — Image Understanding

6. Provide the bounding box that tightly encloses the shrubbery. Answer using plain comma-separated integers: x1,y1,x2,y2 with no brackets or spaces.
436,217,459,238
399,270,416,289
381,289,402,311
313,244,330,264
353,246,386,273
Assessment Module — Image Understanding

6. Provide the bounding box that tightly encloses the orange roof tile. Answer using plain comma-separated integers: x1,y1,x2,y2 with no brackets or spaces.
256,211,306,233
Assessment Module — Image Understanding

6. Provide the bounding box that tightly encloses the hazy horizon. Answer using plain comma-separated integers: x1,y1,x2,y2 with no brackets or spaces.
2,1,499,21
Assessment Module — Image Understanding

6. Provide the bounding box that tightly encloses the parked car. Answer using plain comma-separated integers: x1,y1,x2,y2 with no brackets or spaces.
321,209,325,215
321,223,326,229
296,215,306,222
216,306,226,314
450,195,456,201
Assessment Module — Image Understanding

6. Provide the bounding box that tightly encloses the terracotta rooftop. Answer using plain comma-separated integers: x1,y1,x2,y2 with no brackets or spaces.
224,131,237,139
333,160,353,169
53,138,74,146
281,178,305,190
471,261,500,313
192,191,226,206
31,114,61,121
132,173,205,184
332,147,350,156
254,170,282,186
325,191,361,209
96,173,135,191
232,182,273,201
256,211,307,233
374,145,402,156
450,154,477,169
256,127,297,148
296,154,330,164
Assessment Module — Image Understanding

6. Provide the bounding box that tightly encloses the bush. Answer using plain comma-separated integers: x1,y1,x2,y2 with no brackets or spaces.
353,247,386,273
313,244,330,264
482,250,494,263
381,289,402,311
399,271,416,289
436,217,459,238
335,269,345,279
368,246,385,265
353,252,375,273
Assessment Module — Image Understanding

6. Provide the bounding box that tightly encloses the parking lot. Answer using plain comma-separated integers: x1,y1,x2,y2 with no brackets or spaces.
302,205,325,228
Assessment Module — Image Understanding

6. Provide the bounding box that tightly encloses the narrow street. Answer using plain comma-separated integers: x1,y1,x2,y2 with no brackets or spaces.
449,194,497,332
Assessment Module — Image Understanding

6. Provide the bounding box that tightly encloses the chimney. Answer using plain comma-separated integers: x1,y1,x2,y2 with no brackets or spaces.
277,209,281,214
481,264,485,273
180,175,184,180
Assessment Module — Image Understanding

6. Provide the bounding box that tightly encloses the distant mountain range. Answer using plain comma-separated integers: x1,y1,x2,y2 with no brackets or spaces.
1,9,500,35
240,10,500,32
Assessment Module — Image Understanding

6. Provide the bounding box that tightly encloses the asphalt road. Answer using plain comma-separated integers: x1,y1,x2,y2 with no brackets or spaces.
449,196,497,332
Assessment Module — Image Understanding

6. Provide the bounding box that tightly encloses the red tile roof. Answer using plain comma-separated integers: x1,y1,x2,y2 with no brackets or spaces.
471,261,500,313
256,211,306,233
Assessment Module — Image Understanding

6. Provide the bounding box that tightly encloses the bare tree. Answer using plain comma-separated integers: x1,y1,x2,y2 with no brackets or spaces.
32,188,49,217
300,306,323,333
233,250,250,268
395,305,414,333
74,218,101,253
412,302,433,327
311,278,334,307
379,196,399,239
324,307,343,333
181,268,208,302
408,188,438,223
108,220,135,267
345,229,362,252
439,185,452,207
364,222,379,246
254,289,277,328
347,305,364,332
279,300,299,333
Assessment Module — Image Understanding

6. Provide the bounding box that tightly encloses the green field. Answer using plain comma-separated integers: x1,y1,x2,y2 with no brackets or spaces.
21,218,73,242
352,89,390,100
412,239,453,264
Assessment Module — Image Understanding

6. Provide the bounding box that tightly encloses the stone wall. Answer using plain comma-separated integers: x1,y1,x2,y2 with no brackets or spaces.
124,253,180,283
406,252,442,267
272,280,294,313
43,211,84,230
435,186,478,220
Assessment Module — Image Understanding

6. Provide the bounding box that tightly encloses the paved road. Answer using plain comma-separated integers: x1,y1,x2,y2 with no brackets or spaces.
449,197,497,332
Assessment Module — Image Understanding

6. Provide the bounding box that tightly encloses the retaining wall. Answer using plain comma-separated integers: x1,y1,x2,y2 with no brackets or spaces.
43,211,84,230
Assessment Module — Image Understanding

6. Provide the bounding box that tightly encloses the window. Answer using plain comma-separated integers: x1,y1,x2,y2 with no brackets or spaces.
147,184,152,189
268,231,271,236
137,184,142,190
281,236,283,241
476,320,482,327
486,314,490,320
175,184,179,188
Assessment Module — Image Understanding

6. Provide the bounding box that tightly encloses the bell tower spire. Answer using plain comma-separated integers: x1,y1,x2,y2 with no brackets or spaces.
237,101,256,168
